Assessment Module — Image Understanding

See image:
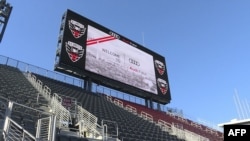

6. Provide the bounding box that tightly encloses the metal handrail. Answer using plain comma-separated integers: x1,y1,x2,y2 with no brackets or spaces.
3,117,36,141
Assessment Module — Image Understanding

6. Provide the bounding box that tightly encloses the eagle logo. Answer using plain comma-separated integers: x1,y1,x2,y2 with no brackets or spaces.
157,78,168,95
68,19,86,38
155,60,165,75
66,41,84,62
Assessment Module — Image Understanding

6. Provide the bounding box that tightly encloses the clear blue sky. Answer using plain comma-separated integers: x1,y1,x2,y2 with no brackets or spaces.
1,0,250,128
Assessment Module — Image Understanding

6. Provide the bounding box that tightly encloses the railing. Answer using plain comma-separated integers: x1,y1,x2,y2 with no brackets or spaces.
0,97,8,130
3,117,36,141
3,101,56,141
125,105,137,115
191,121,202,129
36,116,56,141
185,129,210,141
78,120,103,139
140,111,153,122
59,95,77,115
106,95,113,102
76,105,98,135
113,99,123,108
101,120,118,140
0,83,56,141
4,100,56,141
28,72,72,129
42,85,52,102
157,119,172,132
28,72,103,139
51,93,72,129
28,73,51,102
170,123,210,141
171,123,185,140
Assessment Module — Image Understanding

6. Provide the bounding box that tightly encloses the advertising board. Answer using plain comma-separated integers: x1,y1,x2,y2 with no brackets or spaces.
55,9,171,104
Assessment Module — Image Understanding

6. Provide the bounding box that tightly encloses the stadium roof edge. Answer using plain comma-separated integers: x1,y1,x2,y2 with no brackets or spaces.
218,118,250,127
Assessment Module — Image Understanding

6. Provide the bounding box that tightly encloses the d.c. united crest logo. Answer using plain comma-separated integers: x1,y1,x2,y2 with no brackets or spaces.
157,78,168,95
66,41,84,62
68,19,86,38
155,60,165,75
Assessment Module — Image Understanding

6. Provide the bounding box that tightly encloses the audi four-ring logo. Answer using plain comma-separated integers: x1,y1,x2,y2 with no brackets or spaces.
129,58,140,66
109,31,120,39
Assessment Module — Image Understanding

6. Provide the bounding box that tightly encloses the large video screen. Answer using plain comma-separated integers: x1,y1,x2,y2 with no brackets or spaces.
85,25,157,94
55,9,171,104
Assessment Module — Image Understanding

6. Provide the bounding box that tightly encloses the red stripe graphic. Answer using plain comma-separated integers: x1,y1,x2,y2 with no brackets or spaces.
87,36,116,46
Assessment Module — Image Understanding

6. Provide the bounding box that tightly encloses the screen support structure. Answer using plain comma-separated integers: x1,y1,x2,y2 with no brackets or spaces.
0,0,12,43
84,77,93,92
145,99,149,108
145,98,154,109
149,98,153,109
157,103,161,111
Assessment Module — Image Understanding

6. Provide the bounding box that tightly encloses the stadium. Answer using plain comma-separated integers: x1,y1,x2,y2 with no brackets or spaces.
0,0,235,141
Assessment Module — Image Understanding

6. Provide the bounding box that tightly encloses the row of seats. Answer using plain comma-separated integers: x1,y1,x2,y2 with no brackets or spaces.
0,64,222,141
32,73,185,141
0,64,49,136
113,97,223,141
0,64,92,141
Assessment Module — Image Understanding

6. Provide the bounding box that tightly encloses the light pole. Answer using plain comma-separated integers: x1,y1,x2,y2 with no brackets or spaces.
0,0,12,43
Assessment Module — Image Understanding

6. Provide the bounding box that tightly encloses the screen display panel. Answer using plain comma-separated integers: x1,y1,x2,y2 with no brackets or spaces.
85,25,157,94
